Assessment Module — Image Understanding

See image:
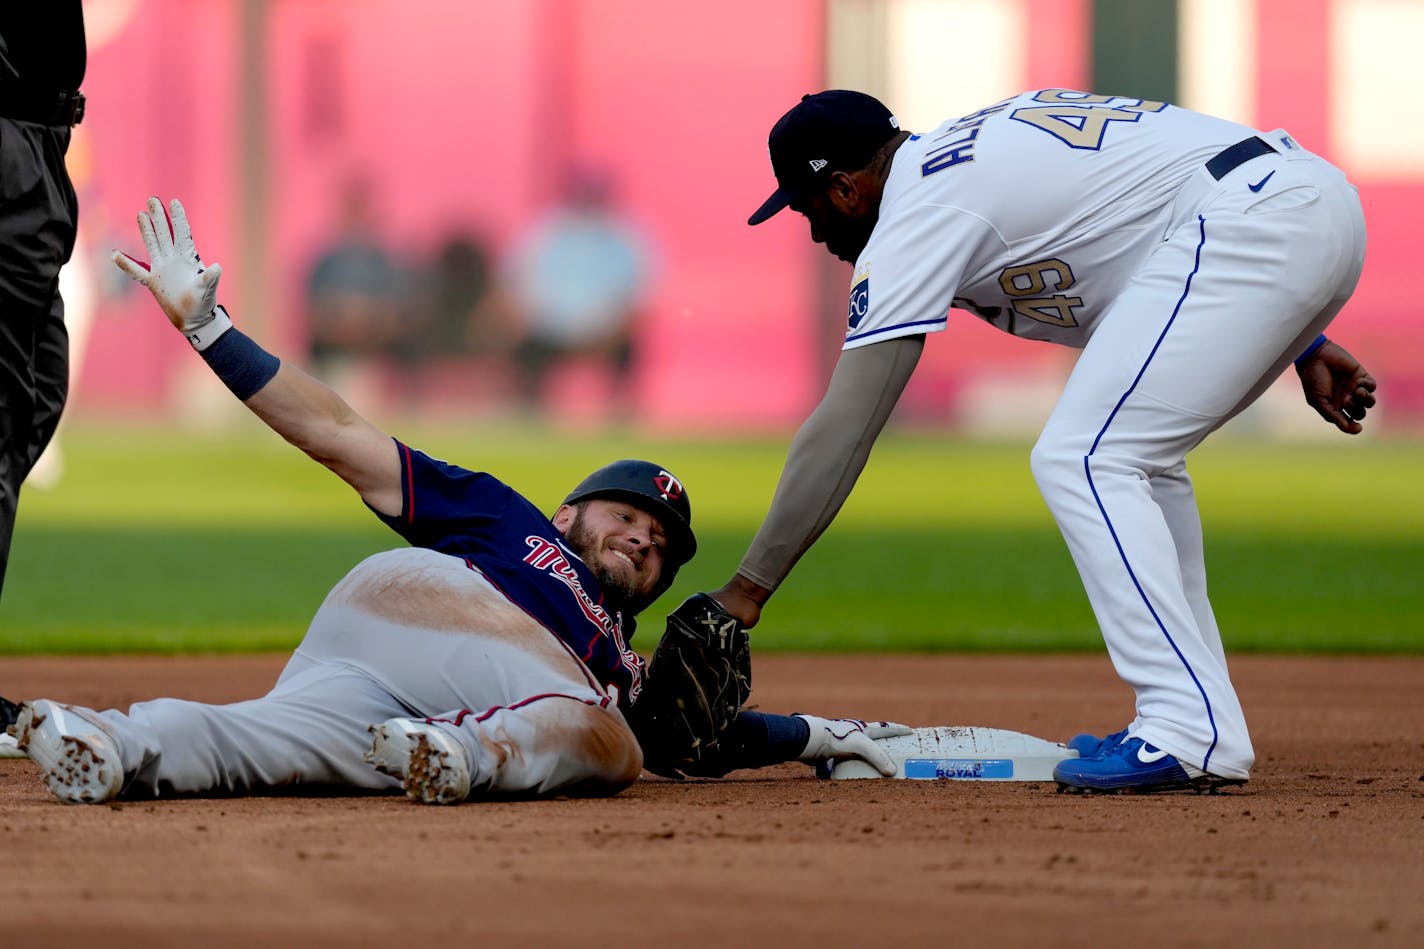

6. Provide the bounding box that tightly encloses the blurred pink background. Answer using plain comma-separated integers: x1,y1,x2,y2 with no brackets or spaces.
66,0,1422,433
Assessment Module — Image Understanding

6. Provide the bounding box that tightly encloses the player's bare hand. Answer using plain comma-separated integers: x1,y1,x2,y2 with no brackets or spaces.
1294,339,1377,435
796,715,914,777
707,575,770,629
112,197,230,351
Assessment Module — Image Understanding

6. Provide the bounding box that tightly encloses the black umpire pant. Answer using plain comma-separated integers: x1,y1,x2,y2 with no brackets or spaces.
0,116,77,602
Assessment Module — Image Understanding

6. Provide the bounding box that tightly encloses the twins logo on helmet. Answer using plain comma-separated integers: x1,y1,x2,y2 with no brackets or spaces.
654,470,683,501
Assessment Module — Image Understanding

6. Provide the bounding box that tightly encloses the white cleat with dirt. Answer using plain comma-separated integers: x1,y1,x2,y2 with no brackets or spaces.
14,700,123,804
365,718,472,805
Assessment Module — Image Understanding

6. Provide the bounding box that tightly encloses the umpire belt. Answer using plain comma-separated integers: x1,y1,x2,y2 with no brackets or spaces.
0,83,85,127
1206,136,1275,180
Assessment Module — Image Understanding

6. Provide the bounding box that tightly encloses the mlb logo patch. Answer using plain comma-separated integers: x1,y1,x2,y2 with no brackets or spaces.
848,277,870,329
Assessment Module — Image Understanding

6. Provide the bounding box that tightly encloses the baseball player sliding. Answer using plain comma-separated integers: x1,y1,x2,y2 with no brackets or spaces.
706,89,1377,794
7,197,908,805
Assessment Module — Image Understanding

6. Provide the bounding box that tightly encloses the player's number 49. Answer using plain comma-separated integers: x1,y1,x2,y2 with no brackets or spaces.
1010,90,1167,150
990,92,1166,326
999,258,1081,327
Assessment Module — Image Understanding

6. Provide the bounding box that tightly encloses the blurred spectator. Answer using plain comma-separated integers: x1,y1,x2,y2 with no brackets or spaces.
391,231,518,413
505,168,652,413
419,233,511,360
304,179,414,390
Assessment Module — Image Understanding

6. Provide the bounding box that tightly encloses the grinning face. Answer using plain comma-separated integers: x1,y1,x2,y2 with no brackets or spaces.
553,498,667,613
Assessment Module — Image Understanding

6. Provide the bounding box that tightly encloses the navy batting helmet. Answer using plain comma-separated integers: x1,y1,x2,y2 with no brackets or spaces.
562,459,696,568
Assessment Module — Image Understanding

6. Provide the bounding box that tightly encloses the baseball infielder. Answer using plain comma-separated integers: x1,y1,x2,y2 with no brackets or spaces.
708,89,1376,793
8,197,907,805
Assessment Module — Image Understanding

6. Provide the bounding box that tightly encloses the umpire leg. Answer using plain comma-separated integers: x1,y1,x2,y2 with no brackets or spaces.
0,287,67,598
0,118,77,600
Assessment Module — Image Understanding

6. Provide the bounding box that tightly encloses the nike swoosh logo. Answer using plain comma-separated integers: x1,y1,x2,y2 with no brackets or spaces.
1248,171,1276,193
1137,743,1170,764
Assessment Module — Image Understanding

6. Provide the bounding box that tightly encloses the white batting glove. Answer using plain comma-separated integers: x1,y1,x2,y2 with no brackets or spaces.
111,197,232,351
795,715,914,777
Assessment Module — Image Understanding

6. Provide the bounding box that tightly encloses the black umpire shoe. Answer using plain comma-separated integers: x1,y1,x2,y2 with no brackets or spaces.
1,695,24,757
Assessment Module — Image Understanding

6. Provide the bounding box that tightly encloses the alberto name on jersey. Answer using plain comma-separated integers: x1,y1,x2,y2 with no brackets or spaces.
373,441,645,706
844,88,1265,349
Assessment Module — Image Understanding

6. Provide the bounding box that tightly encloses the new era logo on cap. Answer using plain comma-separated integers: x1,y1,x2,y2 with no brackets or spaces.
748,90,901,225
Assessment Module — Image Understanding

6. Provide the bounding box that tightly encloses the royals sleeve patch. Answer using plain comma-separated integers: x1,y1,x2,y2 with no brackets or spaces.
848,276,870,329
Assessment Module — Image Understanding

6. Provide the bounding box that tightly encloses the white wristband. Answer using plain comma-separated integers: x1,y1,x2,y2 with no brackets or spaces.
186,305,234,352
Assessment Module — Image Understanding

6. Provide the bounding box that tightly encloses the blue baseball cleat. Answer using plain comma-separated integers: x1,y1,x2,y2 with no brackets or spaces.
1065,727,1129,758
1053,736,1246,794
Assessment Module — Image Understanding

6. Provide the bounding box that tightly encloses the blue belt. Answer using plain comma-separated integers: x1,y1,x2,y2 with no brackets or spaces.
1205,136,1275,180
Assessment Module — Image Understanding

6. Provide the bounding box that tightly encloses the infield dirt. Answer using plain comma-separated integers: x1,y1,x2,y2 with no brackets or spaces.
3,653,1421,948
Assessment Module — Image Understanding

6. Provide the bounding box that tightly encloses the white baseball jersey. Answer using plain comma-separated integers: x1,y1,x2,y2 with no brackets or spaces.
831,88,1366,782
845,89,1267,350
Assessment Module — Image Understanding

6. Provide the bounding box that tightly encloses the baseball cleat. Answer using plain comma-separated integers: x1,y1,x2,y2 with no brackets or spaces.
1065,727,1130,758
365,718,472,805
1052,736,1246,795
13,700,124,804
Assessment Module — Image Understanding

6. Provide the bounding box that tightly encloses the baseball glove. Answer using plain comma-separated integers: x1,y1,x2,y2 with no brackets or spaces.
626,593,751,779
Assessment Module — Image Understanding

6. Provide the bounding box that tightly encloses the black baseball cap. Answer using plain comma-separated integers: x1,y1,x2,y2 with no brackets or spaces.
747,90,901,226
562,459,696,566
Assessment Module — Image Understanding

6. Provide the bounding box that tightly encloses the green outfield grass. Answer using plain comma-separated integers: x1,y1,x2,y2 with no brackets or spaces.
3,421,1421,654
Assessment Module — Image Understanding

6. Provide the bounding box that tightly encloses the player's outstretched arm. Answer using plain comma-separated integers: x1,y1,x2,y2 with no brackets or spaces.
1293,336,1377,435
112,197,403,515
708,335,925,628
664,711,913,778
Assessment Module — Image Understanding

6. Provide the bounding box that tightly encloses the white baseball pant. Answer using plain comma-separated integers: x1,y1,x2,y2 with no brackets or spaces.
90,548,642,799
1029,143,1366,779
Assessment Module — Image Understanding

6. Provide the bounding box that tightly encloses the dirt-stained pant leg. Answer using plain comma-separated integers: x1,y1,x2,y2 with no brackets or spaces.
96,662,406,797
295,547,643,797
427,696,643,798
89,548,638,799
